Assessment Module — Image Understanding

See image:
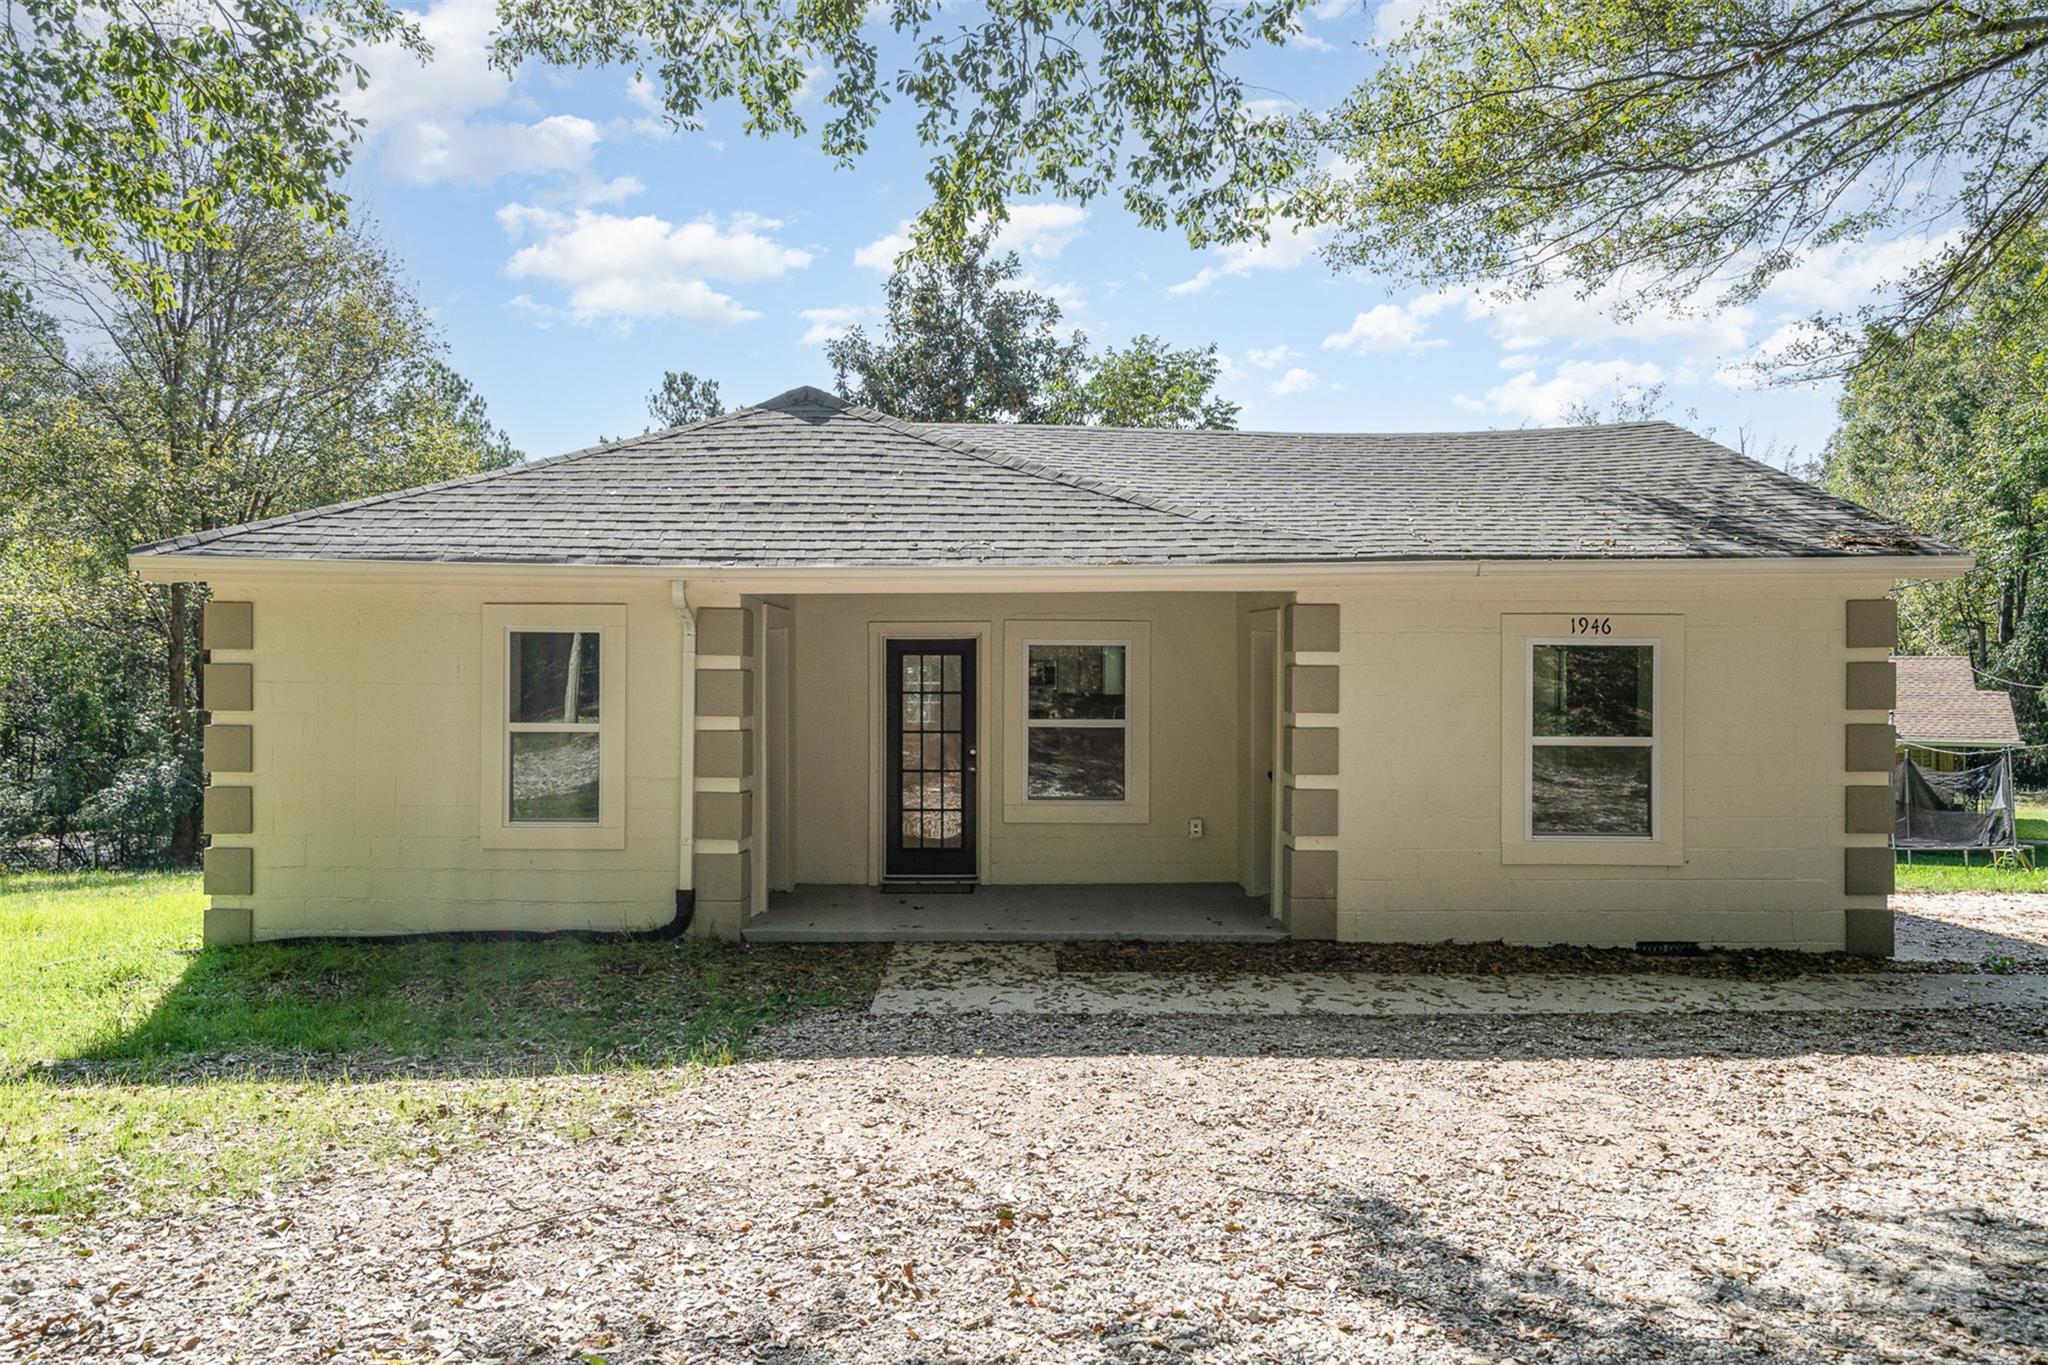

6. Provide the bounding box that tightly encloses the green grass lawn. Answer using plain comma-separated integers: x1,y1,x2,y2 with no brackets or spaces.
0,871,881,1227
1893,799,2048,893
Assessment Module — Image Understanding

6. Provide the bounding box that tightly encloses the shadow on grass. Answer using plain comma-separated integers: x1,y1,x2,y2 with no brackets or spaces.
51,935,887,1084
1316,1192,2048,1363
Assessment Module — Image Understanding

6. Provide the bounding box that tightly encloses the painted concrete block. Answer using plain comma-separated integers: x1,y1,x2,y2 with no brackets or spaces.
204,662,254,712
203,600,254,650
1284,787,1339,838
202,906,254,946
1844,846,1895,897
204,724,254,774
696,790,754,841
1284,847,1338,899
203,846,254,896
697,668,755,718
697,608,754,657
1286,665,1340,716
1845,660,1896,711
1845,598,1898,650
694,850,752,903
1284,602,1341,654
1285,727,1339,775
1844,723,1895,772
1844,906,1894,958
204,785,254,835
1844,784,1892,835
695,730,754,779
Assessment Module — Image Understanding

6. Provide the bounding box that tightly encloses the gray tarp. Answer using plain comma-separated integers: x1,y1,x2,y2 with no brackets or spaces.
1892,752,2018,850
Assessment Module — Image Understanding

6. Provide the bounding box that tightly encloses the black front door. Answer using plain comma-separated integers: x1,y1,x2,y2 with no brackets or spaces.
885,638,977,880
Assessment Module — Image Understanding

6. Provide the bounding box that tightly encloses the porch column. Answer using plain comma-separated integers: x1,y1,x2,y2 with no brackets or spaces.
1280,601,1341,939
692,602,757,939
1843,598,1897,956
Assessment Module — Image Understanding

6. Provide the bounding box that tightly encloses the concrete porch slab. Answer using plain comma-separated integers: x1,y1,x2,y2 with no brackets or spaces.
743,883,1287,944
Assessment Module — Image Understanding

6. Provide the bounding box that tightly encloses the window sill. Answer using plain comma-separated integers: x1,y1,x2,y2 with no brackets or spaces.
481,821,627,851
1003,801,1151,826
1499,836,1682,867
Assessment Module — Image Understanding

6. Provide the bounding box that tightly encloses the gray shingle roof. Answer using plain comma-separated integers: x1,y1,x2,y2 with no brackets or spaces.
133,385,1951,568
1892,655,2022,746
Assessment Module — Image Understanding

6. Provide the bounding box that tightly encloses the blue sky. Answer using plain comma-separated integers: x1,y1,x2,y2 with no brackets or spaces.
341,0,1946,469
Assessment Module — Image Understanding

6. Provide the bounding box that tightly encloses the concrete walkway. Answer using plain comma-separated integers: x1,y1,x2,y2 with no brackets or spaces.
744,883,1287,943
871,944,2048,1017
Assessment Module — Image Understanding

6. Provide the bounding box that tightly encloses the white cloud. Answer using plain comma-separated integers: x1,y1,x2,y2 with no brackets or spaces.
499,206,814,328
1372,0,1445,40
345,0,620,186
1483,358,1664,424
1245,344,1303,370
1764,233,1956,311
1169,220,1329,295
797,304,880,346
1268,367,1320,397
1287,23,1336,50
854,202,1089,273
1321,295,1456,354
382,113,602,186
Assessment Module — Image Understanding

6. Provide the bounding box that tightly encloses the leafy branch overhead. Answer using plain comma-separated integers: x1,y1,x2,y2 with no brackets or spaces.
490,0,2048,361
0,0,422,306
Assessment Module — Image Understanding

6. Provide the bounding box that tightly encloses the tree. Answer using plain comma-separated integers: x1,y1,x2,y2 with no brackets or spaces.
1,168,516,862
490,0,1304,258
1048,335,1238,430
1284,0,2048,369
1821,236,2048,754
825,228,1090,424
648,371,726,427
1,4,419,306
492,0,2048,366
825,231,1238,427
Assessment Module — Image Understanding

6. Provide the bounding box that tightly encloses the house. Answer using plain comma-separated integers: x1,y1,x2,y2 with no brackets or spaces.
1891,654,2023,757
130,387,1968,956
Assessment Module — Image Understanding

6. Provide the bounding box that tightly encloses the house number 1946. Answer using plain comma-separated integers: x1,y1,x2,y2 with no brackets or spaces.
1569,616,1612,635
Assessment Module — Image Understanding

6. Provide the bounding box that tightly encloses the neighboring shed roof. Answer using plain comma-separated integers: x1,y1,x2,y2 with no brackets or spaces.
1892,655,2023,747
131,386,1954,569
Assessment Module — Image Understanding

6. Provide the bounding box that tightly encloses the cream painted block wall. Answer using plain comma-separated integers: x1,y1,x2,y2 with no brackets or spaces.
206,575,683,939
1320,573,1897,951
791,592,1241,885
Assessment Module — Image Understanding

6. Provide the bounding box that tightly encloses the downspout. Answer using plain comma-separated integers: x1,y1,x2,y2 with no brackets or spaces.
670,579,698,934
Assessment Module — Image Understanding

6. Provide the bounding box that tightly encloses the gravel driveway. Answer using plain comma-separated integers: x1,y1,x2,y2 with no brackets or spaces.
5,895,2046,1363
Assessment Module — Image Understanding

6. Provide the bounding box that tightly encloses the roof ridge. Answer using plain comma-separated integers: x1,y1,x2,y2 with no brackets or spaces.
126,405,765,557
842,403,1345,549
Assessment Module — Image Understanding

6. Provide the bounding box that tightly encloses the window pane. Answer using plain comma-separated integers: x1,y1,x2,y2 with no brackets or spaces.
1531,745,1652,836
1027,726,1127,800
1028,644,1126,720
510,731,600,822
511,631,600,724
1532,644,1652,738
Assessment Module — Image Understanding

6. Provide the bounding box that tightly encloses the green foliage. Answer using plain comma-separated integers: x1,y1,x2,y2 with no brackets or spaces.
0,870,882,1220
827,227,1092,423
490,0,1307,258
0,3,422,307
827,230,1237,427
648,370,726,428
0,159,517,865
1288,0,2048,360
1821,237,2048,768
1049,335,1239,430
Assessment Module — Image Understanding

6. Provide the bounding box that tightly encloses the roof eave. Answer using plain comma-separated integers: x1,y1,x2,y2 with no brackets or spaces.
127,550,1976,588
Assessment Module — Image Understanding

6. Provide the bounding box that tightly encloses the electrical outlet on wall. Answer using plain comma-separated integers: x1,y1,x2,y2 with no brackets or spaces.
1188,817,1205,839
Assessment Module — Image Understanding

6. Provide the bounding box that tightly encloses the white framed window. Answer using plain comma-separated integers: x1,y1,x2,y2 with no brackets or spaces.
1025,641,1130,801
480,604,626,850
1004,621,1150,824
1527,638,1658,840
1500,614,1683,865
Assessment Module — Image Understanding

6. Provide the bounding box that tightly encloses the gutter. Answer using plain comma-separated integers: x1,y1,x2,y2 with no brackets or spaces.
126,553,1978,589
672,580,697,930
